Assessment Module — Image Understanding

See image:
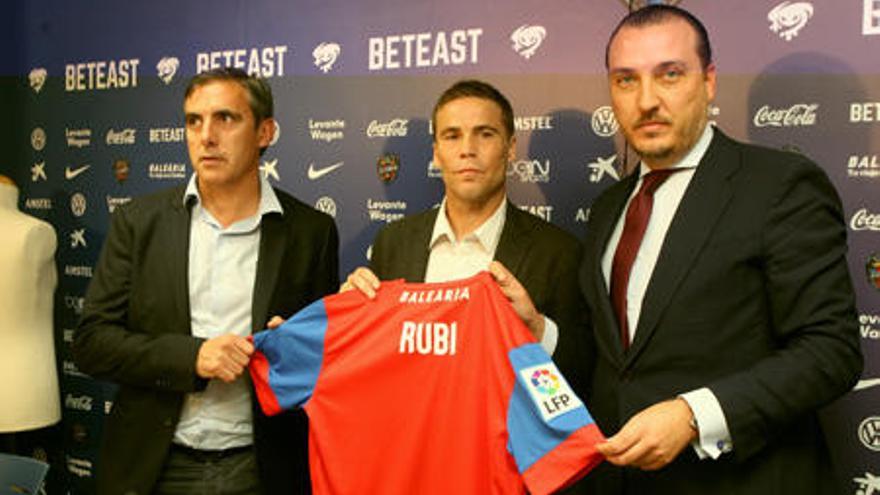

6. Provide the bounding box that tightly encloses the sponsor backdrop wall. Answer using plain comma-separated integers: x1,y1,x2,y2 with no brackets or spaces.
0,0,878,493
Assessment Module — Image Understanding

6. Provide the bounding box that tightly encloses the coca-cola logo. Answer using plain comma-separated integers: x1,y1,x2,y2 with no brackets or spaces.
65,393,93,412
753,104,818,127
366,119,408,138
106,128,136,145
851,208,880,231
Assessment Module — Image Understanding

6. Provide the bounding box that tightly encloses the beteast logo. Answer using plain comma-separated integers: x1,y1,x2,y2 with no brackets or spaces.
156,56,179,84
768,1,814,41
260,159,280,181
315,196,337,218
65,58,140,91
851,208,880,231
510,25,547,59
29,67,47,93
31,161,47,182
587,154,620,183
149,127,184,143
195,45,288,78
69,229,87,249
753,104,817,127
853,472,880,494
866,0,880,35
31,127,46,151
313,42,341,73
307,161,344,180
65,164,91,180
368,28,483,71
519,204,553,222
850,101,880,123
592,106,619,137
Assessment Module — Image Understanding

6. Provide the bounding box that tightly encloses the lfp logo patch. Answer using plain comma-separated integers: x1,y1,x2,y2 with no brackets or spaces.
520,363,582,422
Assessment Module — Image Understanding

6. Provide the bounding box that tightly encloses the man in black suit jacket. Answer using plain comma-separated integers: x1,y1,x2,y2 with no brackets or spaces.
574,6,862,494
73,68,338,495
344,79,585,374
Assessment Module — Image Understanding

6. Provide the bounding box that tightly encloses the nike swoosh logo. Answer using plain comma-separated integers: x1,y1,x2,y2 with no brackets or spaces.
307,161,344,180
855,378,880,391
65,164,91,180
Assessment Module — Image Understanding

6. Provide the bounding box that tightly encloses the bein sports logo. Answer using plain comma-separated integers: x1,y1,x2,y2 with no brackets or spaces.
768,1,814,41
313,42,341,73
156,57,180,85
510,25,546,59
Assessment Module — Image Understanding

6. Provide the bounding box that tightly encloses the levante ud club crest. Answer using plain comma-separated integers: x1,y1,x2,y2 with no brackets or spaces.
868,253,880,291
377,153,400,183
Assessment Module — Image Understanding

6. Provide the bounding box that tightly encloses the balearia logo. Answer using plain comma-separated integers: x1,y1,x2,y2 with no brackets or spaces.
70,193,86,217
66,128,91,148
315,196,338,218
31,127,46,151
860,313,880,340
70,229,87,249
853,472,880,494
31,161,47,182
149,163,186,180
510,25,547,59
106,128,136,145
860,416,880,451
753,104,817,127
29,67,47,93
768,1,814,41
367,118,409,138
260,159,280,181
508,159,550,183
150,127,184,143
156,56,180,84
519,204,553,222
106,195,132,214
514,115,553,132
851,208,880,231
313,42,341,73
368,28,483,71
850,101,880,123
866,0,880,35
592,106,619,137
195,45,288,77
587,154,620,183
24,198,52,210
65,58,140,91
309,119,345,142
848,154,879,179
65,393,93,412
367,198,406,223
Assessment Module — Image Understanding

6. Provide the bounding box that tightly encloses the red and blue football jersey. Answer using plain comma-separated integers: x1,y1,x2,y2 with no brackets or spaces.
249,272,604,495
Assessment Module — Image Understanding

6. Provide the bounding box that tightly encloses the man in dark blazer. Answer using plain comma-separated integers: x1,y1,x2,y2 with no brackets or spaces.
574,5,863,494
73,68,338,495
344,79,586,370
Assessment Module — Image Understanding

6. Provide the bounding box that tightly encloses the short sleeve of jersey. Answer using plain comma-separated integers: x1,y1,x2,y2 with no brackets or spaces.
249,298,329,416
507,343,605,495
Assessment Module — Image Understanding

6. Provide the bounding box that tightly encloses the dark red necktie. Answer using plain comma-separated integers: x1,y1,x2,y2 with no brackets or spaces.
610,168,680,350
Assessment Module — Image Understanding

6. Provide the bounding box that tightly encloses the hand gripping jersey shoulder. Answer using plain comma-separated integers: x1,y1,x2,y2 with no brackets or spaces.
250,272,604,495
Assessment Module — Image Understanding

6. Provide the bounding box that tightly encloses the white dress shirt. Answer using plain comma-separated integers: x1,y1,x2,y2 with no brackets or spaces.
174,173,282,451
601,125,733,459
424,198,559,355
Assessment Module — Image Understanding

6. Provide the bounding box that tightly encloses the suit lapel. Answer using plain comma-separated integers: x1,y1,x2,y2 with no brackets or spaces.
169,189,193,335
589,174,639,360
626,131,740,364
251,211,286,333
494,202,533,273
